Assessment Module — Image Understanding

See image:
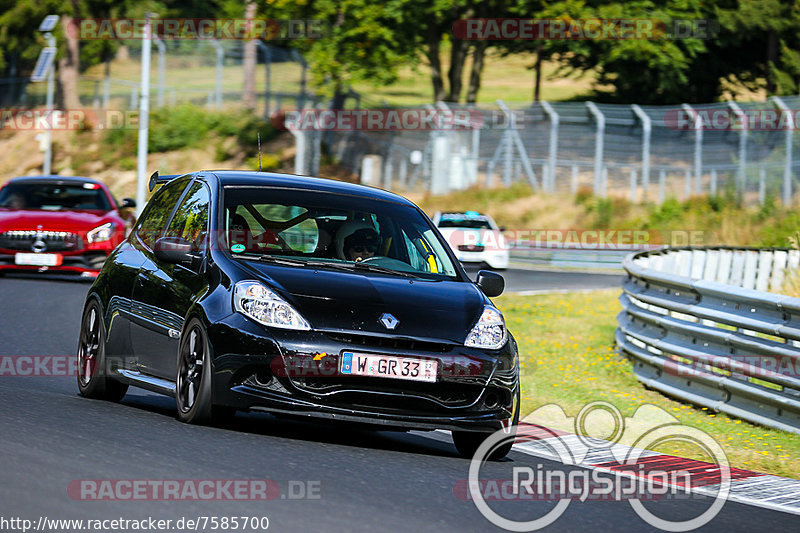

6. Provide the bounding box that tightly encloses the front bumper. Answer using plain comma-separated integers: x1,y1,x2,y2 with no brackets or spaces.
207,312,519,433
0,252,107,276
454,250,510,269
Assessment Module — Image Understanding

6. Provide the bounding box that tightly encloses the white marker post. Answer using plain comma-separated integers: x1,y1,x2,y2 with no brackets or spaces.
135,14,153,216
32,15,59,175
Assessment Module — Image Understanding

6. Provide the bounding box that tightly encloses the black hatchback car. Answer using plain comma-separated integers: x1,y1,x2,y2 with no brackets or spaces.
77,171,520,458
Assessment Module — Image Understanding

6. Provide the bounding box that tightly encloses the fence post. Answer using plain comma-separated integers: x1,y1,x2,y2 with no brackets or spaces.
210,39,223,110
102,59,110,109
470,124,480,187
541,164,548,191
297,52,307,109
659,169,666,202
772,96,793,205
256,42,272,119
540,101,559,192
684,169,692,199
496,100,538,188
710,168,717,195
630,168,637,201
429,103,450,194
311,104,322,176
571,165,578,194
631,104,651,195
92,80,100,108
728,101,748,196
682,103,703,195
399,154,408,189
586,102,606,197
154,36,166,108
503,106,513,186
601,166,608,197
759,167,766,204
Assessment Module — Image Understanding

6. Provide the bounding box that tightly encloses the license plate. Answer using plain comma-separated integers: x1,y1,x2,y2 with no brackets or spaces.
340,352,437,382
15,253,62,266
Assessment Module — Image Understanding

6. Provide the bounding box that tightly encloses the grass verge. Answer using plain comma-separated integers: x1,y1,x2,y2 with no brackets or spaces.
498,289,800,479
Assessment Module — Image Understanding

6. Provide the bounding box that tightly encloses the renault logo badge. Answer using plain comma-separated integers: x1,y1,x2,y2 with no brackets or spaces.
379,313,399,330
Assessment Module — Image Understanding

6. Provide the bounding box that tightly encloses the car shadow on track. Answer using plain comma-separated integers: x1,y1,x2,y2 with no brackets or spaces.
117,391,462,459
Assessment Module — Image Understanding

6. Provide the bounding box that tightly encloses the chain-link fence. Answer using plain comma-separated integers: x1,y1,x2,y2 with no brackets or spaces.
316,98,800,205
2,39,313,118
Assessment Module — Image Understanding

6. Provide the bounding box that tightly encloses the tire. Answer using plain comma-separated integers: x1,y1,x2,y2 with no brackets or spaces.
175,318,234,424
453,388,520,460
77,300,128,402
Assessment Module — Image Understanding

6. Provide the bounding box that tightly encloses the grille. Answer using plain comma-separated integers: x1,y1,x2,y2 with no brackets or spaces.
0,230,82,252
289,375,484,408
325,332,453,353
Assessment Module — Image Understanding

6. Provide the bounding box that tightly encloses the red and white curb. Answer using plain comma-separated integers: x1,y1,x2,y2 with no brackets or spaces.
511,422,800,516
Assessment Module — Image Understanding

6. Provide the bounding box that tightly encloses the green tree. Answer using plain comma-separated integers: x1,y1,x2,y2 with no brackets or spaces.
717,0,800,96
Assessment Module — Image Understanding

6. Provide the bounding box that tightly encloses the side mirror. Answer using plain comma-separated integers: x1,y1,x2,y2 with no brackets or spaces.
476,270,504,297
120,198,137,209
154,236,194,265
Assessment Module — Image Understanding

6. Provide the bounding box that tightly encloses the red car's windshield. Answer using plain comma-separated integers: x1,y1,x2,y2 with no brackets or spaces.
0,182,112,211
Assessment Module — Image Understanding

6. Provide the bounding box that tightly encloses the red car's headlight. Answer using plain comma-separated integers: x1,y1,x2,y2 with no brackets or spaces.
87,222,116,243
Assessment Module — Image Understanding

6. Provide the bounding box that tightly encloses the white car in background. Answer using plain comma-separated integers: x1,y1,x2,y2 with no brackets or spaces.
432,211,509,270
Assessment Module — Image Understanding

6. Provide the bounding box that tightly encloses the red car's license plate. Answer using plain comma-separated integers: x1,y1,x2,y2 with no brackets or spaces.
15,253,63,266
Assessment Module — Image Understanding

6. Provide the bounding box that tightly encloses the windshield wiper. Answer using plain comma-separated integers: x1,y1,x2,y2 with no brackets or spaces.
235,254,422,278
349,261,420,278
231,253,309,267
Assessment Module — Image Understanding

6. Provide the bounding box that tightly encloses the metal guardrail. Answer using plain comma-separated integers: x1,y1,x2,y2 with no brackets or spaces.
616,246,800,433
511,246,642,269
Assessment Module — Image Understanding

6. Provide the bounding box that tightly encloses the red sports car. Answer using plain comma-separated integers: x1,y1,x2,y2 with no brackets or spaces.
0,175,136,277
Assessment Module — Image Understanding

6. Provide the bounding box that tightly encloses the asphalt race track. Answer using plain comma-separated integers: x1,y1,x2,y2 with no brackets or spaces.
462,265,623,294
0,272,795,532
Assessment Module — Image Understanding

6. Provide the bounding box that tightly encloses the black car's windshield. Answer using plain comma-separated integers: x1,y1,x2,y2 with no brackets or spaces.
222,186,459,280
0,182,111,211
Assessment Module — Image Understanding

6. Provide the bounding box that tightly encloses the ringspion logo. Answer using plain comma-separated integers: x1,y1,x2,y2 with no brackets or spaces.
467,402,731,531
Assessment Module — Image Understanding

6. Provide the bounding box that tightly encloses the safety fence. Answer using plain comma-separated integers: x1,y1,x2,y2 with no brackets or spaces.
6,38,800,205
617,247,800,433
318,98,800,206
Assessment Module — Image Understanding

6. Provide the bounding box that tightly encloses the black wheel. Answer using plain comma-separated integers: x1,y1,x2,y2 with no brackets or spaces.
453,388,520,460
77,300,128,401
176,318,233,424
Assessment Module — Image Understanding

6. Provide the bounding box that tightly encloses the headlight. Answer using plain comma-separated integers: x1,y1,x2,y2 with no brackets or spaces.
233,281,311,331
464,306,507,349
87,222,115,243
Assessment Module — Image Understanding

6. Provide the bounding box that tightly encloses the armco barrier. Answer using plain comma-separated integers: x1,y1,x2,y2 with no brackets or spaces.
617,247,800,433
511,246,641,269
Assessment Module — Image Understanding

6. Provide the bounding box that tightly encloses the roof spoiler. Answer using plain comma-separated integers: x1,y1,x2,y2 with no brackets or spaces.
148,171,180,192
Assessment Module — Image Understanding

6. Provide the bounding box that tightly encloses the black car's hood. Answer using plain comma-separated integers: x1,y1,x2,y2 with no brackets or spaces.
237,261,485,344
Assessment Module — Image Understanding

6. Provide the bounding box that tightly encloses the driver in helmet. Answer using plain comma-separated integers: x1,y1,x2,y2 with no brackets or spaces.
342,227,380,262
